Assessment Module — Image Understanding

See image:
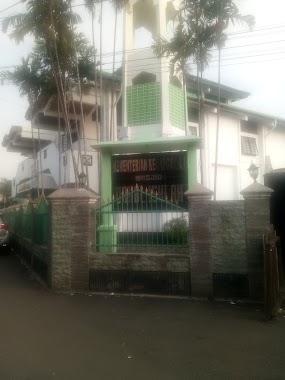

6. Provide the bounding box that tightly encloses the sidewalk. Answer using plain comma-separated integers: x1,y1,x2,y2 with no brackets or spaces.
0,253,285,380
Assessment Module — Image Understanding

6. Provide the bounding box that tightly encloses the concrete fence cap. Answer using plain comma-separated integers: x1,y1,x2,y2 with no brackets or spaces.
240,181,274,198
47,188,99,201
185,183,214,200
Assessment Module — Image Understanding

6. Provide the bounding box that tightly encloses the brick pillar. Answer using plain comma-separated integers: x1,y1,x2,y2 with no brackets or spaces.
185,184,214,299
240,182,273,300
47,189,98,292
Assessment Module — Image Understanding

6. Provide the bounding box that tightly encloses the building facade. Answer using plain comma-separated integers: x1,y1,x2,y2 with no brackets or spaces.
2,0,285,201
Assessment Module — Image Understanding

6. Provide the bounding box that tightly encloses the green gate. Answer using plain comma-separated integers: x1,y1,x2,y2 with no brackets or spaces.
93,187,189,254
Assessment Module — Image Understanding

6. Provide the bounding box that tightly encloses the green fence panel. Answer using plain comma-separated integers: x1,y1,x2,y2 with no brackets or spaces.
34,198,49,245
1,208,16,235
8,208,17,235
11,209,16,234
15,207,24,236
7,210,11,233
24,203,33,240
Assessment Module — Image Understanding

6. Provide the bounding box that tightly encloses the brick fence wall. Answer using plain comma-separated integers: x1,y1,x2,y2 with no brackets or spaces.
6,181,274,301
186,182,273,301
211,201,247,274
48,188,98,292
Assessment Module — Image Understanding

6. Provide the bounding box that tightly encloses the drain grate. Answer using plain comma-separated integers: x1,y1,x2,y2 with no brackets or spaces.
90,270,191,296
213,273,249,298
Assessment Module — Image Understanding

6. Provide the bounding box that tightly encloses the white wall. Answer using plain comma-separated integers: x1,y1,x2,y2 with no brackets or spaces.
205,111,241,199
83,87,118,142
239,124,265,191
125,50,164,86
13,157,37,197
39,143,60,185
84,112,98,141
115,211,185,232
265,126,285,170
60,149,100,194
14,158,34,183
202,111,285,199
210,164,238,200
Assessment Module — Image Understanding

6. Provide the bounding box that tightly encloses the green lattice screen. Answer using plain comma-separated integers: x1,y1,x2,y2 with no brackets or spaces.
127,82,161,126
169,83,186,130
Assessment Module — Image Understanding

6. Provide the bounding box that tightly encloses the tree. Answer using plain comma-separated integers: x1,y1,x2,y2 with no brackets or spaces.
1,0,96,191
153,0,254,187
153,0,221,183
1,0,79,45
84,0,128,141
0,178,12,208
84,0,128,195
207,0,254,199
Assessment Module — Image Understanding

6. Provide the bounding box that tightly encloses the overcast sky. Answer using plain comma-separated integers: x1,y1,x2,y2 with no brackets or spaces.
0,0,284,179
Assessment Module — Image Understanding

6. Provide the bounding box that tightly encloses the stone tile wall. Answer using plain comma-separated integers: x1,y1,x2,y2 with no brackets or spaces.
211,201,247,274
89,252,190,272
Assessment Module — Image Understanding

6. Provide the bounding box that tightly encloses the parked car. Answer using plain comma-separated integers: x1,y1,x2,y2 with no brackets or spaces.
0,214,10,253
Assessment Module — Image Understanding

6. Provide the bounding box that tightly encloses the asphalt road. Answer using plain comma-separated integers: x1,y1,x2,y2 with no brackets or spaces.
0,252,285,380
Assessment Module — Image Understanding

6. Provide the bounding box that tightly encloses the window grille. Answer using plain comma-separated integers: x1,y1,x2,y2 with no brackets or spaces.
189,126,198,136
82,155,93,166
241,136,258,156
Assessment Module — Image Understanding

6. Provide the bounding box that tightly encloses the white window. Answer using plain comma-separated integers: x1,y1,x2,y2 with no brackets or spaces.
189,126,198,136
241,136,258,156
188,122,199,136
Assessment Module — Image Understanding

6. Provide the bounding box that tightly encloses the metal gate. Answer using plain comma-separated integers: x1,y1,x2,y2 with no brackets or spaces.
91,187,190,295
264,230,282,320
92,187,189,254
